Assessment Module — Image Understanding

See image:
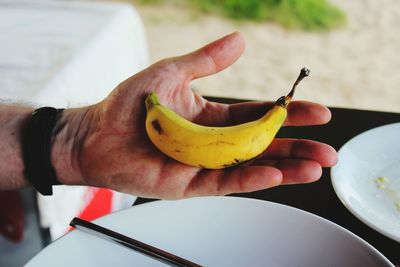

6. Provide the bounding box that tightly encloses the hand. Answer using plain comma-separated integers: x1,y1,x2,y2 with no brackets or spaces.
52,32,337,199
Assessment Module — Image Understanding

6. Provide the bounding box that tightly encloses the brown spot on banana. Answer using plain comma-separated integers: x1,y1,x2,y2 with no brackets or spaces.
202,140,235,147
171,139,192,147
151,120,163,135
222,158,246,168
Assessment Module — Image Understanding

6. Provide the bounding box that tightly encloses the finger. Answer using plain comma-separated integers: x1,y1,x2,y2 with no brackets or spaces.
255,159,322,184
173,32,245,80
229,100,331,126
194,100,331,127
184,166,283,197
262,139,338,167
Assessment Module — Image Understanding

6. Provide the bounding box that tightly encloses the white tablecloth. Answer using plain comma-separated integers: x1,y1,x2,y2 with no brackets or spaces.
0,1,149,264
0,0,148,107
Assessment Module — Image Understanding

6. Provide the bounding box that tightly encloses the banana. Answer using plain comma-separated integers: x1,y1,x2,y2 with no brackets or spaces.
145,68,310,169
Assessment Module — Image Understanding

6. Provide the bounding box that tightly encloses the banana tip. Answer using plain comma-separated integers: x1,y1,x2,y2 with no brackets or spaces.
145,92,160,110
301,67,311,77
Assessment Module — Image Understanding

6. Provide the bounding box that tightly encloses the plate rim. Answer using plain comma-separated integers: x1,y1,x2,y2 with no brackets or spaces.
26,196,393,266
331,122,400,243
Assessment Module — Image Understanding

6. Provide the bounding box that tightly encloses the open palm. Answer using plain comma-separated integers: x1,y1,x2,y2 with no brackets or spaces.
74,32,337,199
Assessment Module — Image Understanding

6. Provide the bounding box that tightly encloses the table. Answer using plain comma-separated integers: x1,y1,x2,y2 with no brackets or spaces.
134,97,400,265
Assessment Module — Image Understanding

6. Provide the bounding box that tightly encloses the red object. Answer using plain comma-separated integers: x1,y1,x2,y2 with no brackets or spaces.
77,188,113,222
0,191,24,243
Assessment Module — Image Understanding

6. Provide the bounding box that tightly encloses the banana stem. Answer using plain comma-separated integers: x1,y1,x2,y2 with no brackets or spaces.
277,67,311,107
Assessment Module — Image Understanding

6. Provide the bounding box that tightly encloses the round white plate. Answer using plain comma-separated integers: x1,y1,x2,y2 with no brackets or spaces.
27,197,392,267
332,122,400,243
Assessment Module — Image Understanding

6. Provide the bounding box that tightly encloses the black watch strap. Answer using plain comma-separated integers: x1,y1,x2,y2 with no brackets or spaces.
23,107,64,195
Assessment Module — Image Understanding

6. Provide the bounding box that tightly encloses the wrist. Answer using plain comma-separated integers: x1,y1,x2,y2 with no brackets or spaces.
51,106,95,186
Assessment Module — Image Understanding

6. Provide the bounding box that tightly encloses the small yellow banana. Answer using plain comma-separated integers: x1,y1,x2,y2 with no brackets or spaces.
145,68,310,169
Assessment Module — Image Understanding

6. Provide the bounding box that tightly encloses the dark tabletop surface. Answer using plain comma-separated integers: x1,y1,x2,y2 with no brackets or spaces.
134,97,400,265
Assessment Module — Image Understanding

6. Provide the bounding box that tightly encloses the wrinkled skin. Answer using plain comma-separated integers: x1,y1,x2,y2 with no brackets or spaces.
54,32,337,199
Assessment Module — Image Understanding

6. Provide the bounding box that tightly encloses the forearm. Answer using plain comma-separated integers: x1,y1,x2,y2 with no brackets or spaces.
0,105,33,190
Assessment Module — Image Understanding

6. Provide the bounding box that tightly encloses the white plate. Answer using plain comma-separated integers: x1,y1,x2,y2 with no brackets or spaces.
332,122,400,243
27,196,392,267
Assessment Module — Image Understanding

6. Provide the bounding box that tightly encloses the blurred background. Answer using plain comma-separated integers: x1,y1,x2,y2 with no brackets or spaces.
113,0,400,112
1,0,399,265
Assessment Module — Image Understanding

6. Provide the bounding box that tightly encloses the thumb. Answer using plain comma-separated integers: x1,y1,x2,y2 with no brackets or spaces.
174,31,246,80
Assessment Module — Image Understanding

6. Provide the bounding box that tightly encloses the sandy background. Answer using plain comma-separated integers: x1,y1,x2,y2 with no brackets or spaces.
128,0,400,113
